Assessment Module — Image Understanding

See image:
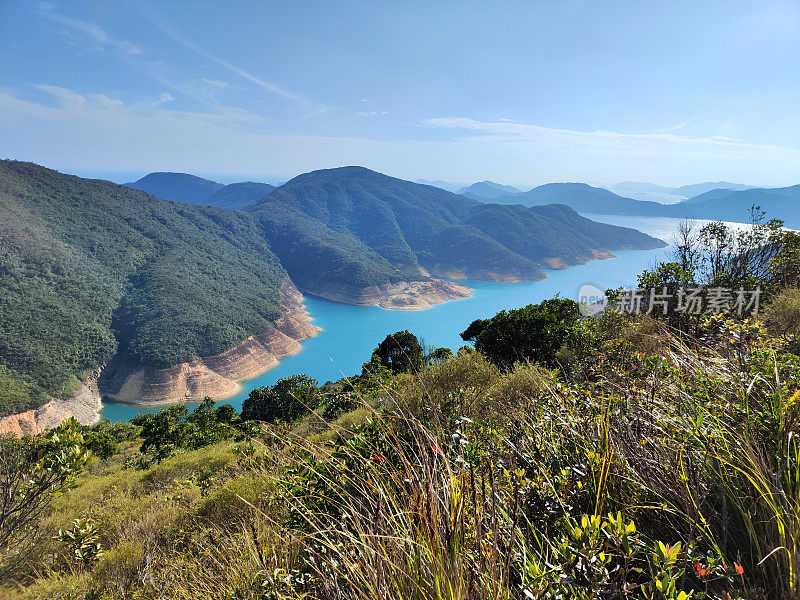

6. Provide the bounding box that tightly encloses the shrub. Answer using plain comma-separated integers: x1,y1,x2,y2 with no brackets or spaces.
461,298,581,369
55,518,104,569
390,350,500,423
764,287,800,348
241,375,320,423
92,541,144,597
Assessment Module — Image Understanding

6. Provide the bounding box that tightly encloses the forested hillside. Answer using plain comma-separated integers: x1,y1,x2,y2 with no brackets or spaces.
0,161,288,415
252,167,665,282
0,161,664,417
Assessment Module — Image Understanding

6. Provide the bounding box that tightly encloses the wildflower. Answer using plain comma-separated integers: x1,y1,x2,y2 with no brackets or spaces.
432,444,441,454
371,453,384,463
696,562,708,577
734,562,744,575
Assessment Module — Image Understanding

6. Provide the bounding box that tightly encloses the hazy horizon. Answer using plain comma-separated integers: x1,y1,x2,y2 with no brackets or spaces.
1,0,798,187
35,165,779,196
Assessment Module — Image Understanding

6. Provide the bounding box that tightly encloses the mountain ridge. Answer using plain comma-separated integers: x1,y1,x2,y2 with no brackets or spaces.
251,167,665,285
0,160,664,419
459,180,521,199
486,181,800,227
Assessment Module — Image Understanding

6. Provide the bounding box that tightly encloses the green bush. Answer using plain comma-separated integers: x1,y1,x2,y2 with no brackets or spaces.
764,287,800,349
92,541,144,596
461,297,582,369
241,375,321,423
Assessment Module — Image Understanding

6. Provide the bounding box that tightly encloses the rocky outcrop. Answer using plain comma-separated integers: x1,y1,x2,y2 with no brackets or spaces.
0,375,102,437
541,249,615,270
0,277,471,429
98,280,321,406
302,278,472,310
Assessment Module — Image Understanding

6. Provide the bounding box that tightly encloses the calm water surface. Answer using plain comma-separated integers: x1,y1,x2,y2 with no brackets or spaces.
100,214,680,421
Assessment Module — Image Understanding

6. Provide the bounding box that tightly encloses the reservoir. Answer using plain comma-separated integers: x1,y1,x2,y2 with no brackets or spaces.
99,214,685,421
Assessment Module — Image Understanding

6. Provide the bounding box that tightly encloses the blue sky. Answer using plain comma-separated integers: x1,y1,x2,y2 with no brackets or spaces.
0,0,798,187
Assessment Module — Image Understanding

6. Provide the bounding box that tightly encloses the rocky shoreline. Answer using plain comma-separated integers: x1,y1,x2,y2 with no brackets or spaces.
98,280,321,406
302,278,472,310
0,278,475,434
0,374,102,437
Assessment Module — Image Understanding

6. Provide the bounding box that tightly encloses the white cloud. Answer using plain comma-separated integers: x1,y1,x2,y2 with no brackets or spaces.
135,4,319,110
39,4,326,121
41,6,143,55
423,116,799,158
202,78,229,89
0,86,798,187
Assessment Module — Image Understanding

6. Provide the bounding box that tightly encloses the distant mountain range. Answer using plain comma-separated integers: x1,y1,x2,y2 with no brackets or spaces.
489,183,666,214
459,180,522,199
0,161,664,416
128,172,793,228
250,167,663,287
486,182,800,228
606,181,754,204
126,172,274,209
415,179,465,193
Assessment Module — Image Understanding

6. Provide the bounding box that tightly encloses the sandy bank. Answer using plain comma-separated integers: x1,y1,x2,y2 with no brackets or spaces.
0,374,102,437
303,278,472,310
99,280,321,406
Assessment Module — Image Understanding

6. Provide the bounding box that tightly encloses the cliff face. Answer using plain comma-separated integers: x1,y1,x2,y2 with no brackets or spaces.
98,281,320,406
302,279,471,310
0,281,320,433
0,375,102,437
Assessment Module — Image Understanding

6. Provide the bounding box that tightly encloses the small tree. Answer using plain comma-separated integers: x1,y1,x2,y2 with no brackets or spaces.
241,375,320,423
461,298,581,370
368,330,424,374
0,419,90,554
133,404,190,462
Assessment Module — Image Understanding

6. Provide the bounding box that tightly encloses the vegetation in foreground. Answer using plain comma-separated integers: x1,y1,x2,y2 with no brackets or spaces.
1,217,799,599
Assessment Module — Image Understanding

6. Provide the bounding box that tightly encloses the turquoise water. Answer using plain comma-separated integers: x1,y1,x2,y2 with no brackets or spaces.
98,215,675,422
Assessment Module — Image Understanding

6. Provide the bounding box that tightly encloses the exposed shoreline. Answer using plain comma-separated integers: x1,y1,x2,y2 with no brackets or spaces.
0,277,473,433
0,374,103,437
301,278,472,310
98,280,321,406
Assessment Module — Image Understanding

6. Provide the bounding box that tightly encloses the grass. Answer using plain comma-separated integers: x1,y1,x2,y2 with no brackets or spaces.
2,309,800,599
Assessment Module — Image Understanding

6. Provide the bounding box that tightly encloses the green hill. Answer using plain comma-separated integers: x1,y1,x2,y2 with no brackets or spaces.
0,161,291,415
205,181,275,209
251,167,665,282
124,172,224,204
